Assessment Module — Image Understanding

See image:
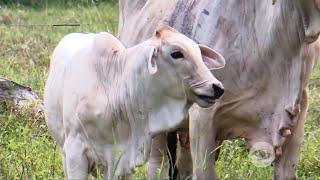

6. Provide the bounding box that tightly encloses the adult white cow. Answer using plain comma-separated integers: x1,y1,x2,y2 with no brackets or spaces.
119,0,320,179
43,26,226,179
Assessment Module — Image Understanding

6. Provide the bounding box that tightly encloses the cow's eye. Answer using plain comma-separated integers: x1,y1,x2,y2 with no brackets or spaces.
170,51,184,59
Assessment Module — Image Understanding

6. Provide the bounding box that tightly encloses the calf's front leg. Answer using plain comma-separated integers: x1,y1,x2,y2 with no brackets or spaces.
64,136,89,179
190,109,218,179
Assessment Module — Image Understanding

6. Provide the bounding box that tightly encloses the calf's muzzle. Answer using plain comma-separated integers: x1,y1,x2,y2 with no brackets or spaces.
212,83,224,100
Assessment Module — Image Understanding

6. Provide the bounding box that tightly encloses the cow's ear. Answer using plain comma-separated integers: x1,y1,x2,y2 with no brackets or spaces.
198,44,226,70
146,46,158,74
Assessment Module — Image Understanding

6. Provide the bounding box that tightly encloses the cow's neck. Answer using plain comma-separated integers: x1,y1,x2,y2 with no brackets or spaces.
264,0,304,58
191,0,306,102
191,0,309,144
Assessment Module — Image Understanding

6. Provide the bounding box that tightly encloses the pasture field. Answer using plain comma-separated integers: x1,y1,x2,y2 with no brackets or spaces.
0,2,319,179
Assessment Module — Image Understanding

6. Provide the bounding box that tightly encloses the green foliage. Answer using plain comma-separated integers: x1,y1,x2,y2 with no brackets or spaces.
216,140,273,180
0,2,118,178
0,107,63,179
0,2,319,179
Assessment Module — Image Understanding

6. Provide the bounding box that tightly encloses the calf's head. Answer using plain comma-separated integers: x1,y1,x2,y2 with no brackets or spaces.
144,25,225,107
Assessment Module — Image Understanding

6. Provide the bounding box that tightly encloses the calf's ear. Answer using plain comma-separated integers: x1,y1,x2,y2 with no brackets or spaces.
199,44,226,70
146,46,158,74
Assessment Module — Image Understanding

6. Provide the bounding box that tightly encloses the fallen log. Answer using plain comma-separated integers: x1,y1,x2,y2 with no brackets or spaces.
0,77,42,111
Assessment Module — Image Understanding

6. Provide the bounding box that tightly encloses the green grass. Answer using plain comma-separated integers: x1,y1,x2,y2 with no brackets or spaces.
0,2,119,179
0,2,319,179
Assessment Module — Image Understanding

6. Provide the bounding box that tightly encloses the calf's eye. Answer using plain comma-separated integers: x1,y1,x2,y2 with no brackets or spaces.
170,51,184,59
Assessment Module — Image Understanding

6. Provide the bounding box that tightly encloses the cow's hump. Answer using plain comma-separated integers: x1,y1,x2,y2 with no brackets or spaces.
93,32,126,56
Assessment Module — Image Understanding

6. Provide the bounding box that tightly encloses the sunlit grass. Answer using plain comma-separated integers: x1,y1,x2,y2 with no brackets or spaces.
0,2,118,179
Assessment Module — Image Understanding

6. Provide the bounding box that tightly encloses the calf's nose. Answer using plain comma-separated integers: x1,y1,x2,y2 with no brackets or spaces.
212,84,224,99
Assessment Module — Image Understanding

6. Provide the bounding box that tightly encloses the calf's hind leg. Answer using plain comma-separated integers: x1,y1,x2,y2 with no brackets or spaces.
64,136,89,179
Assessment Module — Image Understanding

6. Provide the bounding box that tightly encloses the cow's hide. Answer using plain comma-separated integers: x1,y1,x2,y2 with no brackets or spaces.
118,0,320,179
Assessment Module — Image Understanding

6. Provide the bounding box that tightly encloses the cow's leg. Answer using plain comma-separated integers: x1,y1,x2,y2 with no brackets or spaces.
61,152,68,177
274,90,308,180
190,110,218,179
147,133,169,179
64,136,89,179
105,151,117,179
175,130,193,180
104,165,109,180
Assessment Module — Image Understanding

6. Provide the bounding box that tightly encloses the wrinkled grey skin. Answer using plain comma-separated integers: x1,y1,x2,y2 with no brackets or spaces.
119,0,320,179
